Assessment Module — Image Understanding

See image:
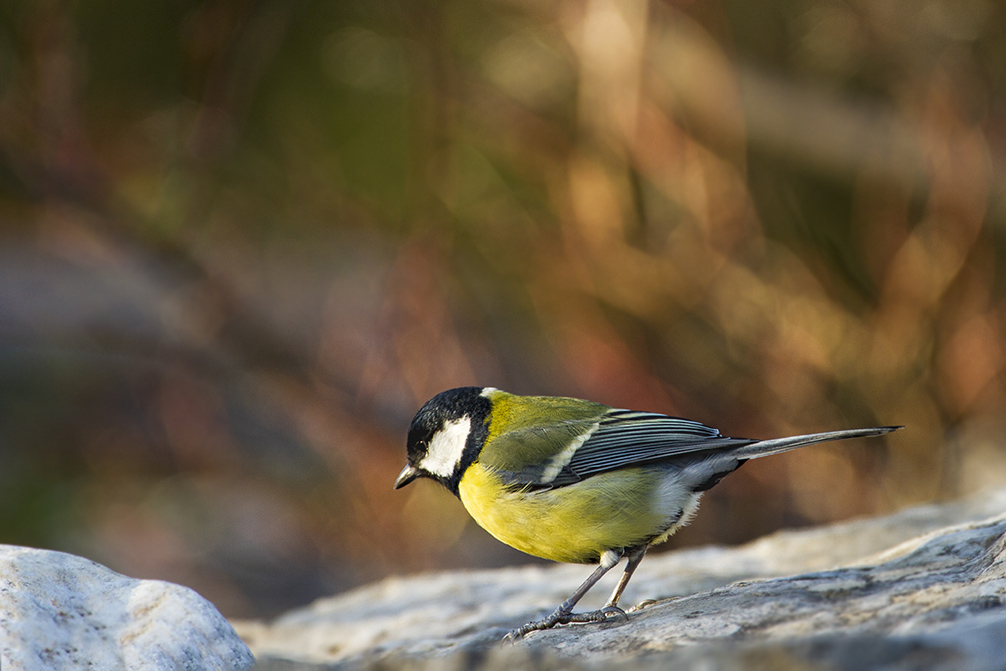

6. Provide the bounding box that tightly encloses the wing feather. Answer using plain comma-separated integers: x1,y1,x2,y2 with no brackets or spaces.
489,408,754,490
561,412,753,483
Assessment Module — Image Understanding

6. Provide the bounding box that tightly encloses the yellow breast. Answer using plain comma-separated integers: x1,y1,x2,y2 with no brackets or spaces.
457,462,678,564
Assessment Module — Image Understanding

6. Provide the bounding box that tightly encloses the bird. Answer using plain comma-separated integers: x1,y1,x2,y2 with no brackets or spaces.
394,386,900,641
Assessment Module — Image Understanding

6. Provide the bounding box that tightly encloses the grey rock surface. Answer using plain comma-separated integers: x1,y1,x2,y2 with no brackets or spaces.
0,545,255,671
239,488,1006,670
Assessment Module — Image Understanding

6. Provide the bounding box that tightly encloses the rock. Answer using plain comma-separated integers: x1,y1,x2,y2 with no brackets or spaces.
0,545,255,671
239,488,1006,671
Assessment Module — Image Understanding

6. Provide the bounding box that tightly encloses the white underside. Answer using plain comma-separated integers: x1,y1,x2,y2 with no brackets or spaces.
650,474,704,546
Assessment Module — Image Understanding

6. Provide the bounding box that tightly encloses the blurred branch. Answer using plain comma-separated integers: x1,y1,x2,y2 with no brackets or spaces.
645,8,1005,225
737,67,1006,223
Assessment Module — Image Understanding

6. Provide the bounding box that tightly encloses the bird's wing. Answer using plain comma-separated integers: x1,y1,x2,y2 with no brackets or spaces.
558,410,755,485
486,408,755,490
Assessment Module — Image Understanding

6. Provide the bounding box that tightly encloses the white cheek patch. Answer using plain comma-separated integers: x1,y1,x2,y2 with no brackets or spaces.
419,417,472,478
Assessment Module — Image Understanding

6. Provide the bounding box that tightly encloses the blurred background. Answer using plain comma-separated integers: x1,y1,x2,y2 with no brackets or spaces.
1,0,1004,620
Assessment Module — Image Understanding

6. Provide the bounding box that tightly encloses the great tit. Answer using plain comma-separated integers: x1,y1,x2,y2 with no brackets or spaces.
394,386,900,640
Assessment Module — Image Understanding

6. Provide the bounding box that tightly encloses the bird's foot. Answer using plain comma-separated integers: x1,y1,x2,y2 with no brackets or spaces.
502,605,627,643
568,605,628,624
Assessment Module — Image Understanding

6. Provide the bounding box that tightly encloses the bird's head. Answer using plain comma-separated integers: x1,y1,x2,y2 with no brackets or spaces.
395,386,492,495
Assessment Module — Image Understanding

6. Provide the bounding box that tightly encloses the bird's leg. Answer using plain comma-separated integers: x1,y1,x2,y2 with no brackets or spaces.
504,550,627,642
605,545,647,611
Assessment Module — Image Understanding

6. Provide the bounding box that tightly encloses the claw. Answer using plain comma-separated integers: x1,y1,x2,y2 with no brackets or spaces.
627,599,656,613
602,605,628,621
503,610,567,642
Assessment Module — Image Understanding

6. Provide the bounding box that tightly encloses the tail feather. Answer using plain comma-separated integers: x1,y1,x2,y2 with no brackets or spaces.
728,426,902,460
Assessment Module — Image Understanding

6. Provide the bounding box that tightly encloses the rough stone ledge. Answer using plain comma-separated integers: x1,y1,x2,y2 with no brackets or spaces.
239,488,1006,671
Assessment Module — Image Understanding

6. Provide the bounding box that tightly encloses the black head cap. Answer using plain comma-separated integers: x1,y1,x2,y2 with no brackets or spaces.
396,386,492,495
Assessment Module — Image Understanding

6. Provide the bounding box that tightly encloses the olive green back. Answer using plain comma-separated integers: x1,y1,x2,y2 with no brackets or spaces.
478,389,609,475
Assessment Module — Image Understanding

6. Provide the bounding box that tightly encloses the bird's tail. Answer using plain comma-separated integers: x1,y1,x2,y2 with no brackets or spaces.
729,426,902,460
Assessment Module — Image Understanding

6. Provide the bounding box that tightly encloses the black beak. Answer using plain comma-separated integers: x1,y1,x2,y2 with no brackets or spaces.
394,464,420,489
